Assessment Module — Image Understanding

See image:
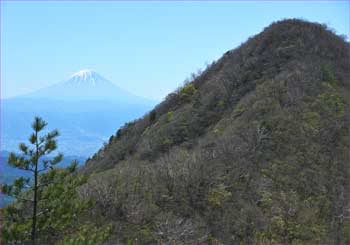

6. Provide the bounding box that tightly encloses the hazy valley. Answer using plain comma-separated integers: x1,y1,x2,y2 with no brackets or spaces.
1,70,157,156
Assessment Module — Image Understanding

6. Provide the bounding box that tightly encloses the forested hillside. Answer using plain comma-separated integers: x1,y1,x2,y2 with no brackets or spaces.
2,19,350,244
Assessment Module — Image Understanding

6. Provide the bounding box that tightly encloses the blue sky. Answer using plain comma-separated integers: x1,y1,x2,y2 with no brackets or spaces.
1,1,349,100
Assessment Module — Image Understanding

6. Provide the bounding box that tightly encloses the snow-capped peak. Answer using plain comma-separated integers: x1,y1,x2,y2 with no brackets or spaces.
71,69,94,79
68,69,103,86
21,69,154,103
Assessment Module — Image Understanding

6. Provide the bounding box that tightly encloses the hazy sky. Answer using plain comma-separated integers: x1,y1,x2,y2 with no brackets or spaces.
1,1,349,100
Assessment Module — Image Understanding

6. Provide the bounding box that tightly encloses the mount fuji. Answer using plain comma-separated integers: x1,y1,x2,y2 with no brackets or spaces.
23,69,152,104
2,70,156,157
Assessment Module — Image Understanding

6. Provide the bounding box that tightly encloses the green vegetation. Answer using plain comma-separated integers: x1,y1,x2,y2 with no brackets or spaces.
1,118,88,244
1,117,64,244
2,19,350,244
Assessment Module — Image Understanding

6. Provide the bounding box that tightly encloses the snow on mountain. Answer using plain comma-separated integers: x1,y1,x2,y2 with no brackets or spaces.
22,69,153,104
66,69,111,87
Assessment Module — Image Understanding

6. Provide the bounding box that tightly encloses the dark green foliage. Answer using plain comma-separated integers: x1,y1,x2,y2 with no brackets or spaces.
1,118,90,245
62,223,113,244
2,167,89,244
1,117,64,245
149,110,157,123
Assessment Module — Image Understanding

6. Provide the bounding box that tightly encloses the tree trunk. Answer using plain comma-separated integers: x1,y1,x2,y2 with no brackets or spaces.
31,132,39,245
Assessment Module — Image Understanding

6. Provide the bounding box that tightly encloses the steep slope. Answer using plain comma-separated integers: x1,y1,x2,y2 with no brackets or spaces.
2,19,349,244
78,19,350,243
84,19,349,173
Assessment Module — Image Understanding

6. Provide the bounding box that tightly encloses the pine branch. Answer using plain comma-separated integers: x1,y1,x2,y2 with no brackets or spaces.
12,195,34,203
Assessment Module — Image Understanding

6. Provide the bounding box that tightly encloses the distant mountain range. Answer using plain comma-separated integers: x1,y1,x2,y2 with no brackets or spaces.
1,70,157,156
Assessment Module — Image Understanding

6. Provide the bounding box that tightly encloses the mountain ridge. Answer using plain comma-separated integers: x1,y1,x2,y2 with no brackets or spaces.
84,19,350,172
78,19,350,243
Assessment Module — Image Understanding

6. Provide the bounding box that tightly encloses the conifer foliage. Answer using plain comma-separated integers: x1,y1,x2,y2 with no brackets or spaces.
2,117,63,244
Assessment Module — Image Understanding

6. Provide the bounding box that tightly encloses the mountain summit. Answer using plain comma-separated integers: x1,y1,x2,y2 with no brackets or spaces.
71,69,95,78
23,70,151,103
67,69,111,87
68,69,106,86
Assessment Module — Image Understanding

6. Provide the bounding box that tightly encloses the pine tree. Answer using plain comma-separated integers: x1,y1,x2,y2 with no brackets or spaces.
1,116,63,245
